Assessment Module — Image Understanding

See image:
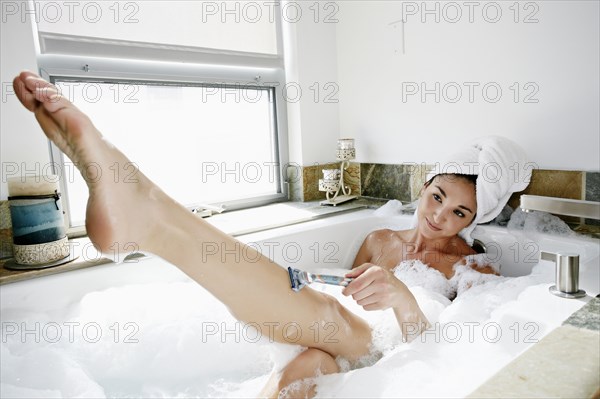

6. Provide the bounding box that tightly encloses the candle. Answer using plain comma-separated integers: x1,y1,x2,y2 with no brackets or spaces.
322,169,340,181
7,175,60,196
7,175,69,265
337,138,355,150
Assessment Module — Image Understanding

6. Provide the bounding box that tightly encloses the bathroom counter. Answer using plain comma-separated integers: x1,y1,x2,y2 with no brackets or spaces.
468,297,600,398
0,238,115,285
0,197,386,285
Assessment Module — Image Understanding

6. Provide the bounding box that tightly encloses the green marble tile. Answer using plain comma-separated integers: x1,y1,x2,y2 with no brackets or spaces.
0,200,11,229
0,201,12,258
360,164,411,202
585,172,600,226
303,162,360,202
507,169,584,226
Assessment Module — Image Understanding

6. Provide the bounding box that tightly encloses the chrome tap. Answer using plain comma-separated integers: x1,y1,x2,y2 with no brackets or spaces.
541,251,586,298
520,195,600,220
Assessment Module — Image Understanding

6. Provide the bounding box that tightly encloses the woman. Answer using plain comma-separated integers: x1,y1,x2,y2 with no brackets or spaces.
259,173,500,397
12,72,526,398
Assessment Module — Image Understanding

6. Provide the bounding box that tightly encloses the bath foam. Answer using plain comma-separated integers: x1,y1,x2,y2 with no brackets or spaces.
507,208,575,236
314,262,563,398
393,260,456,299
0,259,568,398
463,253,501,273
392,257,504,301
1,282,274,398
0,343,105,398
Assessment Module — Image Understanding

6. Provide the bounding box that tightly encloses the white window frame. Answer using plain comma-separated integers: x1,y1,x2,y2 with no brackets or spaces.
32,7,290,236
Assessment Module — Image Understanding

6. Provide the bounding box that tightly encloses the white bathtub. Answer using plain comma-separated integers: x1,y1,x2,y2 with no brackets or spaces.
1,208,598,398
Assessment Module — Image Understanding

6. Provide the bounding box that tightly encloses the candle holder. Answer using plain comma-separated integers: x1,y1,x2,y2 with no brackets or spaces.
319,139,358,206
4,175,76,270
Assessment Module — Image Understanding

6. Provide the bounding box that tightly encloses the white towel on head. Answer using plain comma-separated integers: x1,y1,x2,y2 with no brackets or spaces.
412,136,532,245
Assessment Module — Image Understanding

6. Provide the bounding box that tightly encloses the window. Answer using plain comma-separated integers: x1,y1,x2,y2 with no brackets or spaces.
53,79,282,227
34,1,289,232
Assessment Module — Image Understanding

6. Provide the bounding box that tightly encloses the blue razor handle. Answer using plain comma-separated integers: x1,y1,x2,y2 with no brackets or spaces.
312,274,352,286
288,267,353,292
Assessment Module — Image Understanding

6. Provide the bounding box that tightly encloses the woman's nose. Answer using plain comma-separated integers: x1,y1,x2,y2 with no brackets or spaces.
433,207,447,223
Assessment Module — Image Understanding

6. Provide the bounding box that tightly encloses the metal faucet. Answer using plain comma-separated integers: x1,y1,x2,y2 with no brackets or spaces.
541,251,586,298
520,195,600,219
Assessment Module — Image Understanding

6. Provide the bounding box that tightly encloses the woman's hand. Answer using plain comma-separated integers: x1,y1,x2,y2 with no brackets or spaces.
343,263,431,342
342,263,410,311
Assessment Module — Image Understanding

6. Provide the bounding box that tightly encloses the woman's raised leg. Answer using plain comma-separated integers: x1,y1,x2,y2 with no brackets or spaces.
13,71,372,362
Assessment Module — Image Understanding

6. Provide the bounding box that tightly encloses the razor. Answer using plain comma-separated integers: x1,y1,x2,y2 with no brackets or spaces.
287,267,353,292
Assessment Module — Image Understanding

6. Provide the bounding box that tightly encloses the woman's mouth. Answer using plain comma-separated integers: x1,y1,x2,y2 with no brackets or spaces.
426,218,441,231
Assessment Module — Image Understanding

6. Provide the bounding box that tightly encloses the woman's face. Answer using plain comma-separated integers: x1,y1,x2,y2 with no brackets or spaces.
417,175,477,239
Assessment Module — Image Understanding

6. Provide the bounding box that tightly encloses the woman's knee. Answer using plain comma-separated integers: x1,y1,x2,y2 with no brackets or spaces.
277,348,339,396
294,348,339,375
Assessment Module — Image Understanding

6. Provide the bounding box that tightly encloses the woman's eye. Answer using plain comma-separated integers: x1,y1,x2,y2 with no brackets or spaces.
433,194,441,202
454,210,465,218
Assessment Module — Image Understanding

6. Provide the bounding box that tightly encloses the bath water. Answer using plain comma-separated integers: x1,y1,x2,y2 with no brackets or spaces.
1,258,583,398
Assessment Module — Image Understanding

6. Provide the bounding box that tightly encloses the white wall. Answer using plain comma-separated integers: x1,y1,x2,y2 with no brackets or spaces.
282,1,340,165
335,1,600,171
0,1,341,201
36,1,277,54
0,10,50,200
2,1,599,203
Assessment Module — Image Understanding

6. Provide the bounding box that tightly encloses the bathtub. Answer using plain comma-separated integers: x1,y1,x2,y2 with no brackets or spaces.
1,208,598,398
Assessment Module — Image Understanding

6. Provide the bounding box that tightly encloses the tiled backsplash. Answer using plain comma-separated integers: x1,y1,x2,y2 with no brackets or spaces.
296,163,599,227
506,169,584,226
360,163,431,203
292,162,429,203
289,162,361,202
1,167,598,258
585,172,600,226
300,163,597,203
506,170,583,209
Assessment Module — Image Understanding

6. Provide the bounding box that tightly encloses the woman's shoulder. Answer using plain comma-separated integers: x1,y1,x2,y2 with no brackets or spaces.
365,228,398,242
434,237,479,277
361,228,407,253
442,235,478,259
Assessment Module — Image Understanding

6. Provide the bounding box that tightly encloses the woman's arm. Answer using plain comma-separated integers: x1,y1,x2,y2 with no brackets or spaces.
352,233,375,268
352,229,394,268
474,265,499,275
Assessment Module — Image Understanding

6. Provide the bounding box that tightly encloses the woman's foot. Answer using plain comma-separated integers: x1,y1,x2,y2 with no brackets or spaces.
13,71,165,254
